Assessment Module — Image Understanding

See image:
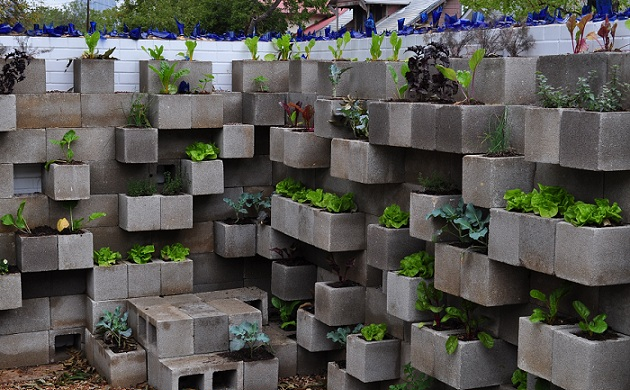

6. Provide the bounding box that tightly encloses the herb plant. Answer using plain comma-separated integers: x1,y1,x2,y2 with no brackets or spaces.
405,42,457,103
435,48,485,104
563,199,622,227
127,178,157,197
426,198,489,249
126,93,151,128
229,321,271,358
369,33,384,61
388,362,433,390
160,242,190,262
328,31,351,60
329,63,351,98
141,45,164,60
127,244,155,264
398,251,434,279
148,60,190,94
379,204,410,228
45,129,79,169
441,300,494,354
177,40,197,61
0,259,8,275
361,323,386,341
326,323,363,346
483,107,514,156
186,141,220,161
0,48,30,94
573,300,608,338
253,75,269,92
333,95,369,139
57,200,106,232
387,31,402,61
95,306,135,351
244,36,260,60
161,171,183,195
93,247,122,267
388,63,409,100
415,281,445,328
529,285,571,326
1,200,31,234
271,296,302,329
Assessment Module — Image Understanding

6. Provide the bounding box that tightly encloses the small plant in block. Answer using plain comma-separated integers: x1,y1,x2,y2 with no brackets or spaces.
127,244,155,264
229,321,272,359
93,247,122,267
160,243,189,262
95,306,136,352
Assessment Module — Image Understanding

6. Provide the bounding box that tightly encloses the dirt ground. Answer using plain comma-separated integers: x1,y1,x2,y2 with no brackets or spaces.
0,350,327,390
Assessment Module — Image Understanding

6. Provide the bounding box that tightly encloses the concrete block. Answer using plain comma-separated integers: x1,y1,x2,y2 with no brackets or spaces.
0,297,50,335
368,100,414,148
296,307,340,352
0,129,46,164
191,252,244,287
600,283,630,336
46,128,114,162
0,272,21,310
115,126,159,163
217,124,255,159
316,60,351,97
176,301,229,354
87,332,147,387
289,60,319,93
127,296,165,346
0,94,16,132
314,98,353,140
16,93,81,129
214,221,257,258
147,352,243,390
269,126,286,162
0,331,49,368
148,94,192,129
433,243,462,297
81,93,132,127
330,138,404,184
74,59,114,93
255,224,294,260
191,93,223,128
58,230,93,270
552,327,630,390
144,304,194,358
462,155,535,209
126,260,161,298
242,92,286,126
160,194,193,230
366,224,425,271
519,214,560,275
153,221,214,255
346,334,400,382
50,294,86,329
87,263,128,301
89,160,155,195
297,202,316,246
140,59,213,94
436,104,505,154
42,163,90,201
283,130,331,169
196,286,268,325
365,287,405,341
8,58,46,94
265,323,298,377
232,60,289,92
217,91,242,124
524,107,565,164
271,261,317,301
327,361,379,390
86,297,127,333
488,208,521,267
314,281,365,327
181,159,224,196
49,326,84,362
386,272,433,323
208,298,262,337
243,357,279,390
312,210,366,252
16,233,58,272
0,164,13,198
533,164,604,202
297,345,328,375
48,194,118,228
346,61,404,99
118,194,161,232
409,192,461,242
223,156,273,187
160,258,194,296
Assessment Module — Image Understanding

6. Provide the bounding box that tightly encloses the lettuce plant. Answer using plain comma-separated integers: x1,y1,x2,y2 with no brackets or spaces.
504,184,575,218
229,321,270,358
361,323,386,341
160,243,190,262
185,141,220,161
1,200,31,234
379,204,410,228
440,300,493,354
573,300,608,338
127,244,155,264
529,285,570,326
94,247,122,267
397,251,434,279
275,177,305,198
563,199,622,227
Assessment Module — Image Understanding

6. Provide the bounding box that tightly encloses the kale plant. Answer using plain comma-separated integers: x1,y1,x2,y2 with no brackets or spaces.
426,198,489,249
326,323,363,346
95,306,135,351
229,321,271,358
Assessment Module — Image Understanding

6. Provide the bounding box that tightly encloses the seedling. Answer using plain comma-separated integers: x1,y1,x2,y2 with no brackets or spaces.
194,73,214,93
265,34,292,61
127,244,155,264
57,200,106,232
1,201,31,234
126,93,151,128
387,31,402,61
369,33,384,61
253,75,269,92
440,300,494,354
388,362,433,390
45,129,79,169
329,63,351,98
435,48,485,104
303,38,316,59
529,285,571,325
573,300,608,338
244,36,260,60
127,178,157,197
415,281,445,328
141,45,164,60
160,242,190,262
328,31,351,60
148,60,190,94
229,321,271,358
177,40,197,60
388,63,409,100
93,247,122,267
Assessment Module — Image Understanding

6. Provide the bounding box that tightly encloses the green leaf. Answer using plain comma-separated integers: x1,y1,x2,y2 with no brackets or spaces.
456,70,472,88
468,48,486,73
477,331,494,349
435,65,457,82
573,300,590,322
445,335,458,354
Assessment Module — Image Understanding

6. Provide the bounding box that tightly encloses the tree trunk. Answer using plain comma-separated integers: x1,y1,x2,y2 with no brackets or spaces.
246,0,283,35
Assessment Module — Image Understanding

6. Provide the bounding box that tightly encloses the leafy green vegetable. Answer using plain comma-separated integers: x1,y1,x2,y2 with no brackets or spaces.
326,324,363,346
426,198,488,248
435,48,485,104
504,184,575,218
573,300,608,337
369,33,384,61
127,244,155,264
379,204,410,228
94,247,122,267
95,306,134,351
229,321,270,358
1,200,31,234
160,243,190,262
275,177,305,198
512,369,527,390
441,300,493,354
46,129,80,169
148,60,190,94
177,40,197,61
387,31,402,61
141,45,164,60
529,285,571,325
415,281,445,327
244,36,260,60
388,362,433,390
398,251,434,278
361,323,387,341
563,198,622,227
328,31,351,60
185,141,220,162
271,297,302,329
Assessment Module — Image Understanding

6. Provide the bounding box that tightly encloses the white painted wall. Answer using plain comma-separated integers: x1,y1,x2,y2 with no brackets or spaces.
0,21,629,92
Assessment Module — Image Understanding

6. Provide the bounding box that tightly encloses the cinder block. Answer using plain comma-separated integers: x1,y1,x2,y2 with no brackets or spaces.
42,163,90,201
87,331,147,387
255,224,294,260
89,160,155,195
314,282,365,327
297,345,328,375
87,263,128,301
330,138,404,184
533,163,604,202
488,208,521,266
524,107,565,164
191,94,223,128
0,94,16,132
269,126,286,162
0,297,50,335
312,210,366,252
47,127,115,162
191,253,244,287
9,58,46,94
314,98,352,140
265,323,298,377
243,357,279,390
181,159,224,195
232,60,289,92
48,194,118,228
81,93,132,127
365,287,405,341
160,194,193,230
368,100,413,148
519,213,560,275
127,296,165,346
217,91,242,124
16,93,81,129
316,60,351,97
366,224,424,271
289,60,319,93
436,104,506,154
49,326,84,362
86,297,128,333
217,124,255,159
223,156,272,187
127,260,161,298
214,221,257,258
327,361,379,390
160,258,194,296
50,294,86,329
271,261,317,301
0,128,46,164
346,61,404,99
0,331,49,368
148,94,192,129
433,243,462,297
296,308,340,352
0,272,21,310
147,352,243,390
144,304,194,358
600,284,630,336
346,334,400,382
283,130,331,169
118,194,161,232
153,221,214,255
175,301,229,354
409,192,461,242
242,92,286,126
58,230,93,270
16,233,58,272
74,59,114,93
196,286,268,325
207,298,262,337
386,272,434,322
115,126,159,163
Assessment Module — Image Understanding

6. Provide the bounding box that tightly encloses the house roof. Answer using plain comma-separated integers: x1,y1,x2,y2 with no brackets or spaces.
304,8,354,33
375,0,444,30
365,0,411,5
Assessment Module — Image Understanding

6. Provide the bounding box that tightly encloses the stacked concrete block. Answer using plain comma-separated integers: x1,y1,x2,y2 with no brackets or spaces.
147,352,243,390
231,60,289,93
160,194,193,230
386,272,434,322
176,301,229,354
524,107,566,164
214,221,257,258
0,331,50,368
289,60,319,93
409,192,461,242
181,159,224,196
142,303,195,358
519,214,561,275
118,194,161,231
16,93,81,129
16,234,58,272
86,330,148,387
148,94,193,129
330,138,405,184
314,281,365,327
160,258,194,296
8,58,46,95
346,333,400,383
327,361,379,390
196,287,269,325
81,93,132,127
86,297,128,333
115,126,159,164
0,164,13,198
364,287,406,341
315,61,352,97
57,230,93,270
366,224,425,271
49,326,84,362
50,294,87,329
87,263,129,301
265,323,298,377
242,92,286,126
283,130,331,169
314,98,354,140
207,298,262,336
73,59,115,93
191,94,224,128
296,308,341,352
126,260,162,298
436,105,506,154
0,272,22,310
269,126,287,162
217,124,255,159
243,357,279,390
217,91,243,124
139,60,214,94
0,94,16,132
271,260,317,301
42,163,91,200
488,208,521,266
255,224,294,259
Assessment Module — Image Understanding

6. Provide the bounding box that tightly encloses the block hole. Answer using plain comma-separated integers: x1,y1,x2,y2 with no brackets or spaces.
138,315,147,341
178,373,203,390
213,369,238,390
245,299,263,315
14,163,41,195
148,322,157,346
54,333,81,362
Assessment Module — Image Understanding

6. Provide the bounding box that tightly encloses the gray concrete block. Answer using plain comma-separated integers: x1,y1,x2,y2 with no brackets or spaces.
313,210,366,252
89,160,155,195
115,126,158,163
191,94,223,128
9,58,46,95
330,138,404,184
196,286,268,325
153,221,214,255
386,272,433,322
0,272,21,310
207,298,262,337
16,93,81,129
16,233,58,272
58,230,93,270
488,208,521,267
433,243,462,297
0,196,46,235
81,93,132,127
346,334,400,382
365,287,405,341
265,323,298,377
436,104,505,154
74,59,114,93
0,94,16,132
255,224,294,260
232,60,289,92
217,124,255,159
271,261,317,301
144,303,194,358
50,294,86,329
0,128,46,164
0,330,50,368
269,126,286,162
368,100,413,148
552,327,630,390
314,98,353,140
316,60,352,97
48,194,118,228
297,202,316,247
126,260,161,298
462,155,535,209
176,301,229,354
289,60,319,93
181,159,224,196
314,281,365,327
242,92,286,126
160,194,193,230
160,258,194,296
217,91,242,124
86,297,128,333
49,326,84,362
148,94,192,129
524,107,565,164
223,156,272,187
243,357,279,390
0,297,50,335
191,252,244,287
127,296,165,346
118,194,161,232
42,163,90,201
214,221,257,258
366,224,425,271
87,331,147,387
47,127,115,162
519,214,559,275
296,307,340,352
148,352,243,390
409,192,461,242
346,61,403,100
283,130,331,169
327,361,379,390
